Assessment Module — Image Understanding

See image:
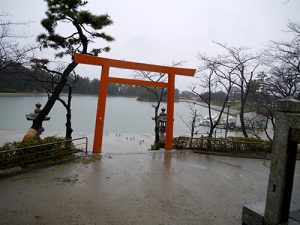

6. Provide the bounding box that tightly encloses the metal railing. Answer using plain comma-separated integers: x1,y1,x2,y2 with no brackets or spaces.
0,137,88,170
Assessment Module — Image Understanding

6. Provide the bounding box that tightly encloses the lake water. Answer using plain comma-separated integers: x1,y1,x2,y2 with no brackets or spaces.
0,95,214,136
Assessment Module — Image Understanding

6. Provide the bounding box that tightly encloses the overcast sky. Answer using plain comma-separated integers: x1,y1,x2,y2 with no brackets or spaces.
2,0,300,90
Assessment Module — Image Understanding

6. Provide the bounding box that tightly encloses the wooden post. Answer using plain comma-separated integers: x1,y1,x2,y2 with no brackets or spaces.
93,66,109,153
165,73,175,150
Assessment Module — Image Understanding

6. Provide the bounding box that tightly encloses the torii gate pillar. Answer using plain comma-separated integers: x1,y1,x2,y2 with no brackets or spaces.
74,53,196,153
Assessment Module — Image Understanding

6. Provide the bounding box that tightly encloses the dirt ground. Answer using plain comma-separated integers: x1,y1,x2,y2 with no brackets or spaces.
0,150,299,225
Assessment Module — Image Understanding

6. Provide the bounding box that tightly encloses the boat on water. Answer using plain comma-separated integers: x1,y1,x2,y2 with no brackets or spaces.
199,114,218,127
199,114,236,129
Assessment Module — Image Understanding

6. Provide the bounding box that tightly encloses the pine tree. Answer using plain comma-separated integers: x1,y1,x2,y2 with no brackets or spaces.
24,0,114,140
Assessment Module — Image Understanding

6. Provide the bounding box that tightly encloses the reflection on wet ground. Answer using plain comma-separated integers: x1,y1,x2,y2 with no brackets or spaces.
0,150,299,225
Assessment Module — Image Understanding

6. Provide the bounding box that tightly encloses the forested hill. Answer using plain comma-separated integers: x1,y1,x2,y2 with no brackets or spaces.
0,63,190,101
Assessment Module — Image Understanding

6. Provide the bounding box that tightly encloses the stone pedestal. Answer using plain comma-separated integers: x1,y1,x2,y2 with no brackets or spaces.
242,99,300,225
242,202,300,225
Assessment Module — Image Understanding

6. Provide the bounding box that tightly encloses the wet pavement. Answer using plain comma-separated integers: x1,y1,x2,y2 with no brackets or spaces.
0,150,299,225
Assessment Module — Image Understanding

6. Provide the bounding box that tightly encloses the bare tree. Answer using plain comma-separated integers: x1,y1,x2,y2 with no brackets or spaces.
192,54,233,137
253,21,300,140
135,61,183,148
213,43,261,137
0,15,36,72
254,89,275,141
178,102,203,147
25,63,79,139
262,21,300,99
135,71,167,147
244,112,266,139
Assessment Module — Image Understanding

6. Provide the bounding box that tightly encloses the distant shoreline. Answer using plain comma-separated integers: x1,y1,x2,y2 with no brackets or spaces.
179,99,239,116
0,93,163,100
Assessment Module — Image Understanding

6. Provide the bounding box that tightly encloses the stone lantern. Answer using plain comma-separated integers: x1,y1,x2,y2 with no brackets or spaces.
158,108,167,141
25,102,50,135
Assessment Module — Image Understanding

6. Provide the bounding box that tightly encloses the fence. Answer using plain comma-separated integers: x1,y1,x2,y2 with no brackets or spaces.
173,136,272,155
0,137,88,170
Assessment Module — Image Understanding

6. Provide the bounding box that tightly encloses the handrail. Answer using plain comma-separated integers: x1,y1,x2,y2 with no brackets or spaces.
0,137,88,153
0,137,88,170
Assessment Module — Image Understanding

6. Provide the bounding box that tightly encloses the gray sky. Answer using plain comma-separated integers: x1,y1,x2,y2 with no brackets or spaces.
2,0,300,90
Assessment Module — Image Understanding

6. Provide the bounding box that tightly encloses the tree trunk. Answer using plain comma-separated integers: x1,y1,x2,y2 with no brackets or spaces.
264,117,273,141
28,62,77,138
154,106,160,144
189,116,195,148
65,86,73,139
240,108,248,137
239,85,248,137
208,126,214,138
191,122,195,138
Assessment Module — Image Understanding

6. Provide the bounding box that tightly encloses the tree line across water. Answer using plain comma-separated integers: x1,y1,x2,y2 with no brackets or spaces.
0,63,186,101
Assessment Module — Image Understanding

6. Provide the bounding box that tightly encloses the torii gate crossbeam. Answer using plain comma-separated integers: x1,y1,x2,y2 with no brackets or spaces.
74,53,196,153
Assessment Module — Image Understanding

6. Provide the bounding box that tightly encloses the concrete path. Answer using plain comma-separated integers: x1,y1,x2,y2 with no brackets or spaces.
0,151,299,225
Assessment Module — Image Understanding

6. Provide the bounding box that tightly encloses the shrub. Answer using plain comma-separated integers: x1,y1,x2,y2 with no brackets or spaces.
0,136,78,169
173,136,272,153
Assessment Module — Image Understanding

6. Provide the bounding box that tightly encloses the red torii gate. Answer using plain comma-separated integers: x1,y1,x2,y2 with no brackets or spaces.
74,53,196,153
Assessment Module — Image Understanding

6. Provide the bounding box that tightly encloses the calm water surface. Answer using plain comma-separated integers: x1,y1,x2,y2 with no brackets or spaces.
0,95,213,136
